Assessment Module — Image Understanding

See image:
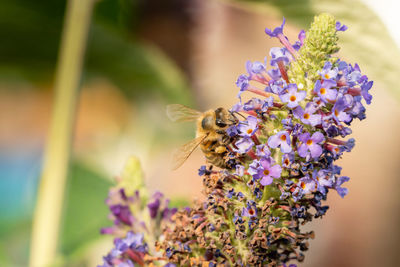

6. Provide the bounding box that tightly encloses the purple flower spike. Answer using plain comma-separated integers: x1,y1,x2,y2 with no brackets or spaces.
332,97,352,124
236,74,249,91
242,201,258,218
250,60,266,74
335,176,350,198
269,47,292,66
336,21,348,31
279,84,306,108
361,80,373,104
312,169,333,195
243,98,263,111
110,204,134,226
265,17,286,37
238,116,259,137
282,152,294,168
234,137,254,153
313,79,337,103
147,192,163,219
235,164,245,176
248,157,282,186
268,131,292,153
319,61,338,80
293,30,306,50
267,68,281,80
255,144,271,157
298,176,317,194
298,132,325,159
293,103,322,126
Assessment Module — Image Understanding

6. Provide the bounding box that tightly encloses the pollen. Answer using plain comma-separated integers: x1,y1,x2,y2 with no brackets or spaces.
249,209,255,215
247,129,253,134
306,139,313,145
303,113,310,120
263,169,270,176
324,74,330,79
280,134,287,141
290,95,297,102
320,88,326,94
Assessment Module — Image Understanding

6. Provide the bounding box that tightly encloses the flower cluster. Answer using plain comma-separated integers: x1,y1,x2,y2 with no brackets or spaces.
100,13,372,267
159,13,372,266
99,158,177,267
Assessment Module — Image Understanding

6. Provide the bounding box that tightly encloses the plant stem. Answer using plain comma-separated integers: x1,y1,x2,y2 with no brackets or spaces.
29,0,94,266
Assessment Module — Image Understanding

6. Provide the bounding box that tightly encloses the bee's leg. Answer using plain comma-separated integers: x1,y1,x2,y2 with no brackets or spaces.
221,134,230,145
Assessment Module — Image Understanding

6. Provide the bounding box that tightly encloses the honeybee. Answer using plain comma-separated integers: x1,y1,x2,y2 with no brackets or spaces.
166,104,239,170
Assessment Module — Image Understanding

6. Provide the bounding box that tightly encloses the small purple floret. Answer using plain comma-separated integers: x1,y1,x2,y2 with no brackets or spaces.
265,17,286,37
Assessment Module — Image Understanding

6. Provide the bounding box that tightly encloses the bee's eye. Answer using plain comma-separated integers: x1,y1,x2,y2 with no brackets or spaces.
216,120,227,128
201,116,213,130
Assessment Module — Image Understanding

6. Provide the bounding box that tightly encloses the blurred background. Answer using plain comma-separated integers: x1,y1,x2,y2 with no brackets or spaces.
0,0,399,266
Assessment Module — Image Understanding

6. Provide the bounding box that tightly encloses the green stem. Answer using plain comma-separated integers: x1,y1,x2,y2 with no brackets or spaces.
29,0,94,266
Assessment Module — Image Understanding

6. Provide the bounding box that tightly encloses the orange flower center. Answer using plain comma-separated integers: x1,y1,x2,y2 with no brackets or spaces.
303,113,310,120
301,182,306,189
249,209,255,215
263,169,270,176
290,95,297,102
306,139,313,145
324,74,330,79
334,109,339,116
247,129,253,134
280,134,287,141
284,158,289,165
320,88,326,95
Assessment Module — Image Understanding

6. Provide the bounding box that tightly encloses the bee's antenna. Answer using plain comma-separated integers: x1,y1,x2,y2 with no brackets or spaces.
231,111,246,120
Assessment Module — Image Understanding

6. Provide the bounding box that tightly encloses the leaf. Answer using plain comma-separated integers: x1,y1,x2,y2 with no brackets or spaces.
60,161,112,256
228,0,400,99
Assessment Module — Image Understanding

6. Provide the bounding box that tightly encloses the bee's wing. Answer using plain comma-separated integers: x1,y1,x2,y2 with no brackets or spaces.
171,135,208,170
166,104,202,122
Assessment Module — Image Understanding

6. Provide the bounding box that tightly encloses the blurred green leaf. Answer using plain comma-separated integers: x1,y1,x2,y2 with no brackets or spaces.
228,0,400,99
0,0,192,104
60,160,112,256
0,160,112,266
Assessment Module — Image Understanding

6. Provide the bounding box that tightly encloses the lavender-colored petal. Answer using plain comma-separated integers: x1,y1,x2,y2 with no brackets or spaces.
299,132,310,143
296,90,306,101
280,141,292,153
280,92,290,103
311,132,325,143
235,137,254,153
309,143,322,159
308,114,322,126
325,88,338,101
260,176,273,186
336,187,348,198
268,134,280,148
269,164,282,178
265,17,285,37
236,74,249,91
336,21,348,31
298,144,308,158
293,106,304,118
260,157,272,169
